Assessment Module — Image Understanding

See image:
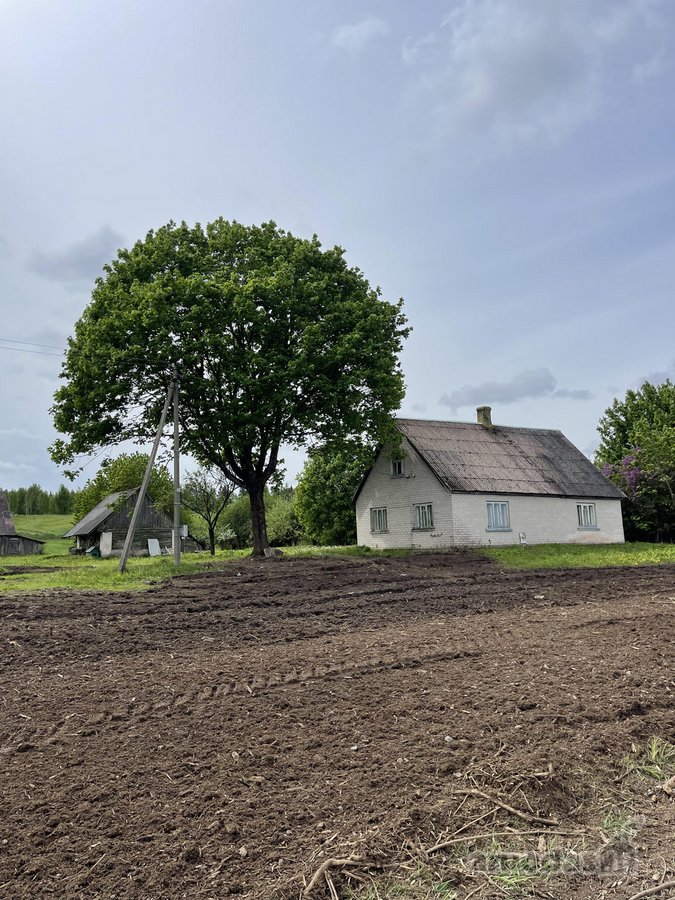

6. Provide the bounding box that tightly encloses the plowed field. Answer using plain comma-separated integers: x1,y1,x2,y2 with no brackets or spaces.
1,553,673,899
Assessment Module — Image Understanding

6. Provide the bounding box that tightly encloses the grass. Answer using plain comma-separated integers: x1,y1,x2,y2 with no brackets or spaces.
0,546,253,593
484,542,675,570
600,808,640,842
622,736,675,781
345,865,458,899
13,514,74,541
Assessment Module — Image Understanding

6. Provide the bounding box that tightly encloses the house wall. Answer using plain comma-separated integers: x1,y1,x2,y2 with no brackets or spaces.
356,440,625,548
355,439,455,550
450,493,624,546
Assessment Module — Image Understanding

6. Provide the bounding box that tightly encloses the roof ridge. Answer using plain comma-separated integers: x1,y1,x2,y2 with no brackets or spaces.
396,417,563,435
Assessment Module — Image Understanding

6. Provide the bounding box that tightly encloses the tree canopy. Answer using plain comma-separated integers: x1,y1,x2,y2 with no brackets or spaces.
595,379,674,541
72,453,173,524
295,445,374,546
51,219,409,554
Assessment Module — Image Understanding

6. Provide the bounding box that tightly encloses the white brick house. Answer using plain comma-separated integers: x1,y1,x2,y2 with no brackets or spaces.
355,408,625,549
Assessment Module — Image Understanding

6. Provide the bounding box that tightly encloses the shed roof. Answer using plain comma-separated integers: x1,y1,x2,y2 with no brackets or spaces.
64,489,138,537
391,418,623,499
0,491,17,536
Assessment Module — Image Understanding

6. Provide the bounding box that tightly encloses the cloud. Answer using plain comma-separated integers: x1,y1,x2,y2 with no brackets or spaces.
403,0,668,147
0,460,34,473
637,359,675,386
332,17,389,53
27,225,125,287
552,387,593,400
0,427,46,441
439,367,592,411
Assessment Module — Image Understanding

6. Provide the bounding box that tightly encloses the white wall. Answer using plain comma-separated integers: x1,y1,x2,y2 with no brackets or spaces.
355,438,454,550
356,440,625,548
450,493,624,546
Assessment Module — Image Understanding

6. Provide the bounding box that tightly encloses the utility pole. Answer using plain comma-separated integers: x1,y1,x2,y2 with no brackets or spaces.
173,367,181,567
119,383,173,573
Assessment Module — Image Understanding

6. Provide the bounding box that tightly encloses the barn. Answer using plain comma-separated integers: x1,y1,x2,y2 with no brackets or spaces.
65,488,177,557
355,407,625,549
0,491,45,556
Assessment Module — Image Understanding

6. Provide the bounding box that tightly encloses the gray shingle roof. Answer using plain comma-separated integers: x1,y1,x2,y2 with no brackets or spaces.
64,489,138,538
396,418,624,499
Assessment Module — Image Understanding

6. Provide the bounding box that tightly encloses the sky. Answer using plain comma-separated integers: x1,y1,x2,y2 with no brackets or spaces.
1,0,674,491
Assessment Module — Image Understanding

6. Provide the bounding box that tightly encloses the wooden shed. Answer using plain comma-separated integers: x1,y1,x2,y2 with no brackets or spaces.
64,488,177,557
0,491,45,556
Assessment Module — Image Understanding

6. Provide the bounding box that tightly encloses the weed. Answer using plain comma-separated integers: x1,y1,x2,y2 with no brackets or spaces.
600,808,640,841
344,865,458,899
622,736,675,780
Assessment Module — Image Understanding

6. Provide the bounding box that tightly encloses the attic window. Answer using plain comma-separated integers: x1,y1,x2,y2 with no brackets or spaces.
391,459,403,477
577,503,597,529
486,501,510,531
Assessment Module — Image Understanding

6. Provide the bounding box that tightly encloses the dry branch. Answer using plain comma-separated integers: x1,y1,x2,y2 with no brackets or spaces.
303,856,361,896
427,828,584,854
451,788,559,826
627,881,675,900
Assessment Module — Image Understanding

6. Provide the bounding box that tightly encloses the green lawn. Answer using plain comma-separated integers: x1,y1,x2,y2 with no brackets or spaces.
484,542,675,569
13,514,74,541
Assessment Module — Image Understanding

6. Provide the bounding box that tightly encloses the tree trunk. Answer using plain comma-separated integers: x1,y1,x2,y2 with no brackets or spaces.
208,524,216,556
248,481,270,557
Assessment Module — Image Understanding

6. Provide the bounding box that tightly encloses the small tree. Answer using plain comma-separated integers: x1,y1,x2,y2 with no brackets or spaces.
266,487,303,547
181,465,236,555
72,453,174,523
596,379,674,541
220,492,253,548
295,444,374,546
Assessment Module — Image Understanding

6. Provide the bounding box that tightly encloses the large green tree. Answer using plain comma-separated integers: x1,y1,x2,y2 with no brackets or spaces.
595,379,674,541
51,219,409,555
295,444,374,546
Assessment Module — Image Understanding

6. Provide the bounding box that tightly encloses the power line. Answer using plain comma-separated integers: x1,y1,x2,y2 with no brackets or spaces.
0,337,66,351
0,344,64,357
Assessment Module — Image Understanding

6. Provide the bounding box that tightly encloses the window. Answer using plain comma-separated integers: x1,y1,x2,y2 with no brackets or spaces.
577,503,597,529
391,459,403,477
414,503,433,529
486,501,510,530
370,507,388,532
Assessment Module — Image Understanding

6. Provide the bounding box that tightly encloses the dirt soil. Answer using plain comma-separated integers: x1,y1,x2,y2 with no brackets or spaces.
0,552,673,899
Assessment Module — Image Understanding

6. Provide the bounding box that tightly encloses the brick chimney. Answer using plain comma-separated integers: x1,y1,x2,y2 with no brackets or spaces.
476,406,493,427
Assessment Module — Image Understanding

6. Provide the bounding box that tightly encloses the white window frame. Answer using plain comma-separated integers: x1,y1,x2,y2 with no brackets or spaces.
370,507,388,533
577,502,597,529
413,503,433,530
390,459,403,478
486,500,510,531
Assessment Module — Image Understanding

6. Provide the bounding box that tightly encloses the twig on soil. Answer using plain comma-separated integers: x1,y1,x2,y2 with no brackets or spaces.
659,774,675,795
426,828,585,854
303,856,361,896
627,881,675,900
324,870,339,900
451,807,500,838
451,788,559,826
463,885,485,900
